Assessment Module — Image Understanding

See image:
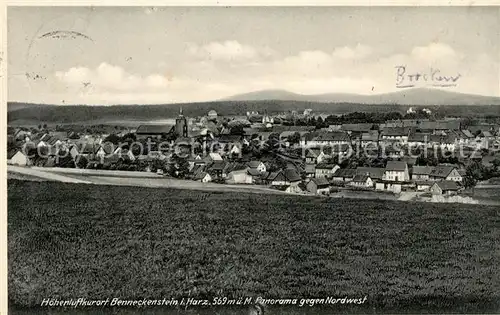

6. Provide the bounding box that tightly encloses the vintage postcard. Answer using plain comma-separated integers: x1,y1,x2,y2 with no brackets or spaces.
4,4,500,315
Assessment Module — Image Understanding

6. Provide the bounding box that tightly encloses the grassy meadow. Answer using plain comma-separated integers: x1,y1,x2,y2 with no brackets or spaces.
7,180,500,314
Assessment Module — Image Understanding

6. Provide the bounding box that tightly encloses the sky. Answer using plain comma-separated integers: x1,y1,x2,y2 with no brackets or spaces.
7,6,500,105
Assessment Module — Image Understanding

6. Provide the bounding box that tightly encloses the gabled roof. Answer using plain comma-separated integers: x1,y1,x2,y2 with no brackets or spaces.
283,168,301,182
97,143,115,155
434,180,460,191
311,177,330,187
461,130,474,138
247,160,263,168
209,160,227,171
225,162,248,173
430,165,457,178
341,123,374,132
419,120,461,131
361,131,379,141
382,127,411,136
194,171,210,180
316,163,337,170
208,152,223,161
315,132,350,142
412,166,433,175
385,161,407,172
217,134,243,143
356,167,384,180
305,148,323,158
352,174,371,183
333,168,356,178
7,149,21,159
247,168,261,176
408,132,430,142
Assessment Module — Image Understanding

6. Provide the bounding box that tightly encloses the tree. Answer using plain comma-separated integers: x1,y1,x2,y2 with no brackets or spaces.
230,125,245,135
287,132,301,146
104,134,121,145
75,155,88,169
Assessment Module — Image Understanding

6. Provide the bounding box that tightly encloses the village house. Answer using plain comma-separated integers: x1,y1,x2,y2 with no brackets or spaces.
331,168,356,183
95,143,114,162
205,152,223,163
429,165,463,182
135,124,173,140
380,127,411,144
305,164,316,178
225,163,253,184
247,160,266,173
360,130,379,148
315,163,340,178
305,148,328,164
411,166,433,180
355,167,384,184
349,174,373,189
383,161,410,182
415,181,434,191
341,123,374,139
375,181,403,193
268,168,302,187
306,177,330,195
418,120,461,133
8,150,31,166
430,180,461,195
194,171,212,183
407,132,430,148
300,131,350,148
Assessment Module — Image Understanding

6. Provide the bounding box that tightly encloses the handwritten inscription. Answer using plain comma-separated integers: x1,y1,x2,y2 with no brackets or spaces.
395,66,461,88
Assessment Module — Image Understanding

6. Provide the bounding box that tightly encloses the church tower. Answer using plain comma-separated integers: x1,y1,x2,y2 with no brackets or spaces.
175,107,188,137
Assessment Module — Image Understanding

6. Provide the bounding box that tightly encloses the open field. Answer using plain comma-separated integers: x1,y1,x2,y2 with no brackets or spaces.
8,180,500,314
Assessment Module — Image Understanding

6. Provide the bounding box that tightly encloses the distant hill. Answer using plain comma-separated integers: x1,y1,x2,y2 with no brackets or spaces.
7,100,500,126
225,88,500,106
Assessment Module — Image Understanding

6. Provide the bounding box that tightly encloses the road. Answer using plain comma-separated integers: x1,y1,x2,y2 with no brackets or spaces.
8,166,91,184
7,166,288,195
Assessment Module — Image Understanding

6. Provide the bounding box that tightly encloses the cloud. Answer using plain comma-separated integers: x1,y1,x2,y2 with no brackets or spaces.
55,62,171,91
188,40,275,61
410,43,461,62
332,44,373,59
44,42,498,105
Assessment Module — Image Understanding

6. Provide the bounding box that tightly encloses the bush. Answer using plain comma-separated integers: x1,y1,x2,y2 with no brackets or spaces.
128,165,137,171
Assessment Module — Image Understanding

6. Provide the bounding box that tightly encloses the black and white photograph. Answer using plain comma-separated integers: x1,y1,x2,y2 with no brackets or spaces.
5,4,500,314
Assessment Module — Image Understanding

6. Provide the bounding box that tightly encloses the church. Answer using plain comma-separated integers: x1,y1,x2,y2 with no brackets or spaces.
135,108,188,140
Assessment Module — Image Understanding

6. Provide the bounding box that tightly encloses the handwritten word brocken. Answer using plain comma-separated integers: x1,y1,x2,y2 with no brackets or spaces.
395,66,461,88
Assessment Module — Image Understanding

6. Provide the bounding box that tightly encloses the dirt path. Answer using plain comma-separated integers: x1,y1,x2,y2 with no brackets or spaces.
8,166,288,195
8,166,91,184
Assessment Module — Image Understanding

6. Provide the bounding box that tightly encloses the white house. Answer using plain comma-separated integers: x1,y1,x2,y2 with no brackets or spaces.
226,169,253,184
8,150,31,166
194,172,212,183
315,164,340,178
430,180,461,195
429,165,463,182
349,174,373,188
247,161,266,173
383,161,410,182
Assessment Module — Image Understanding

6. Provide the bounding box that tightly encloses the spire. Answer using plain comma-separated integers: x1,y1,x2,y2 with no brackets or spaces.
179,107,183,116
